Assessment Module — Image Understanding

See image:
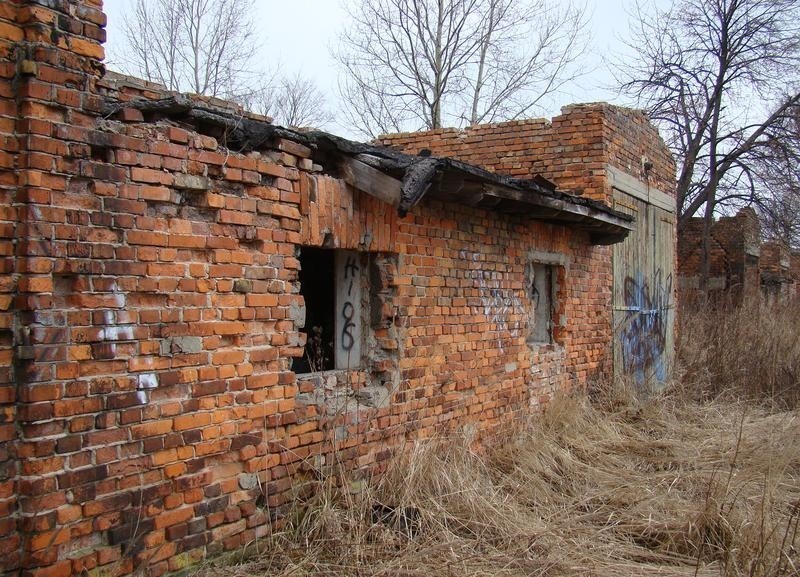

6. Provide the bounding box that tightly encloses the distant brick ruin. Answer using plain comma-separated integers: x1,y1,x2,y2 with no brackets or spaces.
678,208,800,303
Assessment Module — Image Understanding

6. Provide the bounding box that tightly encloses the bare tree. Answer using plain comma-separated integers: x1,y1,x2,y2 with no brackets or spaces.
118,0,259,99
336,0,588,137
755,113,800,247
463,0,587,126
618,0,800,285
247,73,333,129
759,182,800,248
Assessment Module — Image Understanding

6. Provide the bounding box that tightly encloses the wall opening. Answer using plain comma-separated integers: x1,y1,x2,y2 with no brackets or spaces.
293,247,365,373
294,247,336,373
529,263,555,344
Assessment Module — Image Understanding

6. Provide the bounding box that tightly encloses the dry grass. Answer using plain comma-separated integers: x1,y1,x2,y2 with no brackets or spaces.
193,300,800,576
194,385,800,577
677,297,800,408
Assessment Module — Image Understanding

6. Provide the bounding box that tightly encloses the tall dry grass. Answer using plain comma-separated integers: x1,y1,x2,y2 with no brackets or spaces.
195,387,800,577
192,298,800,577
677,297,800,407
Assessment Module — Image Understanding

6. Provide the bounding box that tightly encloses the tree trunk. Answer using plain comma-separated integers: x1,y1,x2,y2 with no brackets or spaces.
470,1,495,126
700,194,714,292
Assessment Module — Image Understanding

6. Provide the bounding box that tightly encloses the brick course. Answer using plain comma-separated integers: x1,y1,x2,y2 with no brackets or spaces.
0,0,18,563
0,2,673,576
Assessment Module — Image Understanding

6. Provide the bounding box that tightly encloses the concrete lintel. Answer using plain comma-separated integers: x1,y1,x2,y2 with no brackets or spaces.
527,250,570,270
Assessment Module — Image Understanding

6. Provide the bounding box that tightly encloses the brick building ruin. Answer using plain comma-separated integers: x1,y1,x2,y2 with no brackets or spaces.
678,208,800,303
0,2,676,576
379,107,678,384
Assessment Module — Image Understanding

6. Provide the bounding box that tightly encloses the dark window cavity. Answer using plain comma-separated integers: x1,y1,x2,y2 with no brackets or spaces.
294,247,364,373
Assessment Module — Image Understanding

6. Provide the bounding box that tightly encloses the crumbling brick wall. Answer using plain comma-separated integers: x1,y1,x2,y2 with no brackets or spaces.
376,103,675,206
0,2,623,576
678,208,798,303
0,2,18,570
760,241,798,302
2,1,108,573
376,103,678,388
678,208,761,300
1,101,612,575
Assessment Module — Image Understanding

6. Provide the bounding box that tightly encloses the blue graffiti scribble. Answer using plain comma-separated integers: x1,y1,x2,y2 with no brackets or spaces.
620,269,672,385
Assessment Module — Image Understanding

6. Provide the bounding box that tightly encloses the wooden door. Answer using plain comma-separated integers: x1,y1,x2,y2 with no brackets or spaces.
612,191,675,387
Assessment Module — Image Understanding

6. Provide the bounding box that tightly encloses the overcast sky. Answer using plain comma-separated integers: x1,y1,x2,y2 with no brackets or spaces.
103,0,651,138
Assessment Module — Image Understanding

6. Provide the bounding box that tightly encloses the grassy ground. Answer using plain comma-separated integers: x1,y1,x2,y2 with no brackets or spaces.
194,299,800,577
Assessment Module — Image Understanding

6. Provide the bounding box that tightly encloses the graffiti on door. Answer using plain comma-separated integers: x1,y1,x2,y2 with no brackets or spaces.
619,269,672,384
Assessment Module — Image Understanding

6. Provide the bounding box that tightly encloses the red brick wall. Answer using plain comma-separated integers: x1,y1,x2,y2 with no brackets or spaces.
12,112,608,576
375,103,677,388
0,103,613,577
0,3,19,572
376,103,675,205
2,1,106,573
0,3,618,576
678,208,763,302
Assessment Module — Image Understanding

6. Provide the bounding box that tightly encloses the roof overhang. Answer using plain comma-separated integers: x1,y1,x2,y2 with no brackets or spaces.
103,94,634,245
338,154,633,245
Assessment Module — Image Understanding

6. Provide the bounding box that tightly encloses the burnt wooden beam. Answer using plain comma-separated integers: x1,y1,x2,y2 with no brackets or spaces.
349,154,410,183
476,195,503,209
102,94,195,117
482,183,632,227
399,157,440,216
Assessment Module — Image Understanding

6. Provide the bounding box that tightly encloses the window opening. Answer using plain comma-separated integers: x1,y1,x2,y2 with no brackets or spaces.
293,247,363,373
294,248,335,373
530,263,554,343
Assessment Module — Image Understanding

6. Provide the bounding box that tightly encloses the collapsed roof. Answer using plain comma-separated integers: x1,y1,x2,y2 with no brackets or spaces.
103,94,634,245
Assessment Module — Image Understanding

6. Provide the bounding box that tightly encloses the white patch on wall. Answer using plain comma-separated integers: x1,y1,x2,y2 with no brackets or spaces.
137,373,159,390
460,250,525,353
99,281,134,342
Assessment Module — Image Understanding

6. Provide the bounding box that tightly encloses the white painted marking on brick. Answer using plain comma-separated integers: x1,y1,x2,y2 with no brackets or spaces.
138,373,158,389
99,283,133,341
109,280,126,308
101,326,134,341
460,250,525,353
